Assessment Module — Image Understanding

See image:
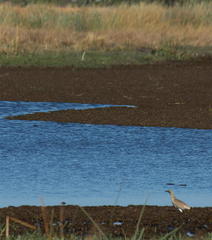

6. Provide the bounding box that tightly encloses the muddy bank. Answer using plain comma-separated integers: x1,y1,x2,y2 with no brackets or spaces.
0,59,212,238
0,205,211,238
0,58,211,129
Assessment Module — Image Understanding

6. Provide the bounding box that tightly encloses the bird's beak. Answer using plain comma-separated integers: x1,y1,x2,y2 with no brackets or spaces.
165,190,169,193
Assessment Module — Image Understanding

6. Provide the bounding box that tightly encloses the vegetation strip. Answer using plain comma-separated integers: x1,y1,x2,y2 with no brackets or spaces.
0,2,212,66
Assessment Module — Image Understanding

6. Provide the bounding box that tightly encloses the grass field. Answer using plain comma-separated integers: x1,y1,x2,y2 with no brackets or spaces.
0,1,212,66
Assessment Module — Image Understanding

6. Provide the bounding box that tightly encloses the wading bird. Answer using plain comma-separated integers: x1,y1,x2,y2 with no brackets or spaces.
165,190,191,212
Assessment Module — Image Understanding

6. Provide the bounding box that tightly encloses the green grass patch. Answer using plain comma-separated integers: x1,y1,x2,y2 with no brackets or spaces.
0,46,211,68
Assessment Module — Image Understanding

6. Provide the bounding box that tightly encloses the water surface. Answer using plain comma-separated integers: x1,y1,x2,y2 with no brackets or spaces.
0,101,211,207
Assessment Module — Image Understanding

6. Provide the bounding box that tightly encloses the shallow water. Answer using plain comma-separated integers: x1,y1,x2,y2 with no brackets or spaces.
0,101,133,118
0,101,211,207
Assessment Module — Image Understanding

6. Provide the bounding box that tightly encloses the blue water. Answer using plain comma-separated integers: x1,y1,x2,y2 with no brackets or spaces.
0,101,134,118
0,101,211,207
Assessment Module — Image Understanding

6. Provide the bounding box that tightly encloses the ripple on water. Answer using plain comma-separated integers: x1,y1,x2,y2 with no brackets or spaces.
0,101,211,207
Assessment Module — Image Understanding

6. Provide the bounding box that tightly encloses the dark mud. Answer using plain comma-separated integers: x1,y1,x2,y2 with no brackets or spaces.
0,205,211,238
0,58,211,129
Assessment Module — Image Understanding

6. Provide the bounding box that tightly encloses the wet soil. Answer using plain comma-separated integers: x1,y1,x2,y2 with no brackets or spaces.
0,58,211,238
0,205,211,239
0,58,211,129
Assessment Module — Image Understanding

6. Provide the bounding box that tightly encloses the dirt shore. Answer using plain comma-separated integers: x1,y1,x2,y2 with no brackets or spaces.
0,205,211,239
0,58,211,129
0,59,211,238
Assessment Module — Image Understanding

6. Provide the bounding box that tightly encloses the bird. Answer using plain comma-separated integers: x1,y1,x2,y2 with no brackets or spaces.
165,190,191,212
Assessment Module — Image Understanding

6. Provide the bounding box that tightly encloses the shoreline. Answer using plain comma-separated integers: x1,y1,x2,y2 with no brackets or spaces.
0,205,211,238
1,58,212,129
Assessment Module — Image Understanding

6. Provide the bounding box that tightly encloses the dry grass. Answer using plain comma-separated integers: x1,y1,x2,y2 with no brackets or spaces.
0,2,212,54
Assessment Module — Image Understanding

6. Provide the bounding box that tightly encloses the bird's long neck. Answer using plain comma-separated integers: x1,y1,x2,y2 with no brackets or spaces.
170,192,176,201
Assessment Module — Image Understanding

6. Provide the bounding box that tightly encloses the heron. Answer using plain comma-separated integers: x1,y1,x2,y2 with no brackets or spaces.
165,190,191,212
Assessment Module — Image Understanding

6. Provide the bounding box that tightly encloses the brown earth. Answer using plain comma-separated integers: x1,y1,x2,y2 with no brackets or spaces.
0,58,211,239
0,205,211,239
0,58,211,129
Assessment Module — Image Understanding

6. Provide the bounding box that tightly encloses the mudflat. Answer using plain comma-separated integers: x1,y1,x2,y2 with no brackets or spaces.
1,58,211,129
0,59,211,238
0,205,211,238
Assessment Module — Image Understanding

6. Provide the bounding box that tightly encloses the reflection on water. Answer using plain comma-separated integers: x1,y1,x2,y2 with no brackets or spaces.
0,101,211,207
